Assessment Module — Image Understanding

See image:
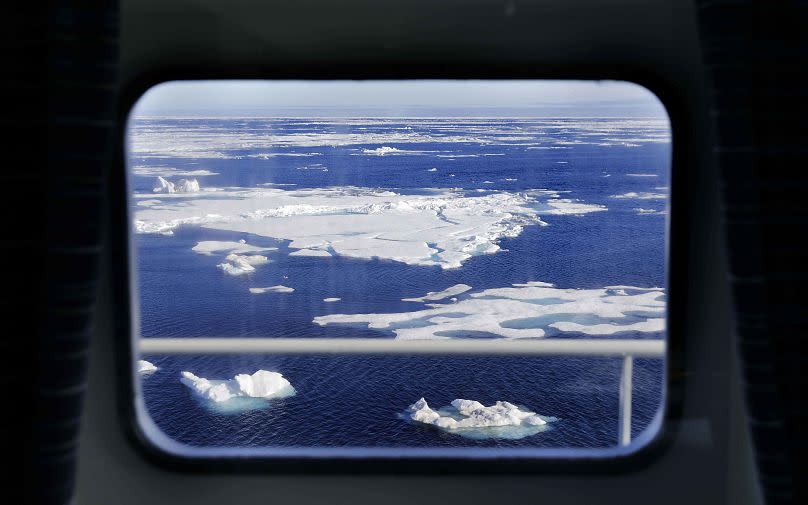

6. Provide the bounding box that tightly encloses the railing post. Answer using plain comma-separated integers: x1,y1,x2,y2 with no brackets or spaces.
618,354,633,447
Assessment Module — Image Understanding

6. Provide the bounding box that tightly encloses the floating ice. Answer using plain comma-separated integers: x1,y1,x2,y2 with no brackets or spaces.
626,173,657,177
249,285,295,294
405,398,550,440
192,240,277,256
152,176,201,194
134,166,217,177
130,118,670,159
289,248,332,257
180,370,296,407
134,186,605,270
634,208,667,216
323,297,341,302
361,146,404,155
427,168,438,172
315,281,665,339
137,360,157,374
402,284,472,303
217,254,269,276
610,191,667,200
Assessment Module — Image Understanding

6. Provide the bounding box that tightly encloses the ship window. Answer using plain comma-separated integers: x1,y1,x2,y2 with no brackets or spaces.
128,80,670,459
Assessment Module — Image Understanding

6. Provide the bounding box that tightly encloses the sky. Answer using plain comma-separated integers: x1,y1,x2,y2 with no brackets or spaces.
131,80,668,118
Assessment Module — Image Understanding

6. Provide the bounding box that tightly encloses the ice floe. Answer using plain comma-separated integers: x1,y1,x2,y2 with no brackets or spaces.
134,166,218,177
134,186,605,270
192,240,277,256
634,208,667,216
249,285,295,294
610,191,667,200
217,253,269,276
626,173,657,177
405,398,551,440
180,370,296,410
360,146,407,155
402,284,472,302
314,281,665,339
323,297,341,302
137,360,158,374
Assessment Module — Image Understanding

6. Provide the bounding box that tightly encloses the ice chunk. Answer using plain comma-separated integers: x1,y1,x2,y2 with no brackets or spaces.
137,359,157,374
217,254,269,276
402,284,472,303
153,176,175,193
152,176,201,194
323,297,341,302
180,370,296,407
405,398,550,440
192,240,277,256
249,285,294,294
610,191,666,200
361,146,404,155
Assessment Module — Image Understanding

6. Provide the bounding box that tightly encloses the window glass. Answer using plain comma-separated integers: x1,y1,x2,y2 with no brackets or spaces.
129,80,670,457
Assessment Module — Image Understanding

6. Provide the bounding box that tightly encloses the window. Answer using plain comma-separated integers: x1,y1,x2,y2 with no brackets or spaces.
128,80,670,459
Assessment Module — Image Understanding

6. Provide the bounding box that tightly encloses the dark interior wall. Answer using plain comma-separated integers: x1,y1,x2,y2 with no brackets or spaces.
76,0,759,503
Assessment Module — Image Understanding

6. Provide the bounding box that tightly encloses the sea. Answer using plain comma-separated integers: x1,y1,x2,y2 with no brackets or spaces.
131,117,670,452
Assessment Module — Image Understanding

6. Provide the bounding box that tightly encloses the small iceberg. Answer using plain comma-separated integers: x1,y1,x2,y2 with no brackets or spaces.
180,370,296,412
152,176,201,194
137,359,158,375
404,398,552,440
217,253,269,276
323,297,341,302
362,146,403,156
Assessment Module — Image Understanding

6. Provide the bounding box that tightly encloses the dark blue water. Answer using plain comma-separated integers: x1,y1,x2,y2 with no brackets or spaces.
132,118,670,450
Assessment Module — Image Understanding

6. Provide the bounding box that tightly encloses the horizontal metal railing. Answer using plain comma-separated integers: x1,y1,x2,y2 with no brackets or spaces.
138,337,664,357
137,337,665,447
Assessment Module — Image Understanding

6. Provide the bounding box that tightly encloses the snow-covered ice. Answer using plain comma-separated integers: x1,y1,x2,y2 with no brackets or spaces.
405,398,551,440
315,281,665,339
610,191,667,200
217,254,269,276
180,370,296,411
249,285,295,294
152,176,201,194
402,284,472,302
137,360,158,374
134,186,605,270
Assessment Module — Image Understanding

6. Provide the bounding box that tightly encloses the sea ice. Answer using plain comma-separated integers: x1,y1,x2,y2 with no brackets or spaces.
402,284,472,302
192,240,277,256
249,285,295,294
315,281,665,339
152,176,201,194
180,370,296,406
361,146,403,155
134,186,605,270
216,253,269,276
323,297,341,302
634,208,666,216
610,191,667,200
405,398,550,440
129,118,670,159
137,360,157,374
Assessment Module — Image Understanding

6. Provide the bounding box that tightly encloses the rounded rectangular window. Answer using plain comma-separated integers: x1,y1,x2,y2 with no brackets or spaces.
127,80,671,459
